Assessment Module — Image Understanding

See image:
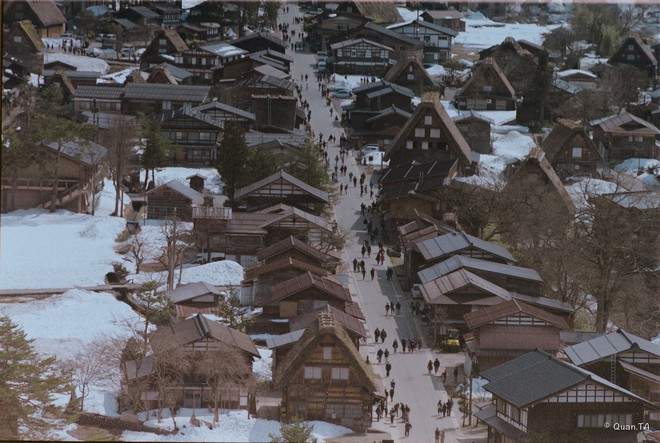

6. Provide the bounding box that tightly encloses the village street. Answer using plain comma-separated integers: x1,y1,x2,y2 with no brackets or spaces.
279,5,485,442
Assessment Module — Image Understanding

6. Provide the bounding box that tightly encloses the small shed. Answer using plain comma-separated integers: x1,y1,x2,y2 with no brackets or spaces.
146,180,203,221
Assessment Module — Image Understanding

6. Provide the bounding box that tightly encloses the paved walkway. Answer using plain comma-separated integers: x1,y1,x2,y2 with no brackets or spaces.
280,5,486,443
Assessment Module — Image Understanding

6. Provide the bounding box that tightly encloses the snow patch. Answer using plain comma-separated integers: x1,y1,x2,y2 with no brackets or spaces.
130,260,244,287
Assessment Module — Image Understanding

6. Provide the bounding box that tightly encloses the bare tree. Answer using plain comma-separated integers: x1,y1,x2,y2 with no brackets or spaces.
157,213,193,290
101,115,137,217
62,344,114,411
129,232,151,274
150,347,190,426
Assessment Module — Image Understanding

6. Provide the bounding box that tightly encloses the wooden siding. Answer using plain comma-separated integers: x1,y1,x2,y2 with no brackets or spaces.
147,187,194,221
476,324,560,350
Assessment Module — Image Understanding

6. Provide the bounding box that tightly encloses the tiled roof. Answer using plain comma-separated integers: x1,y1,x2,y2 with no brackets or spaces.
163,282,223,304
192,100,255,120
563,329,660,366
123,83,210,101
387,18,458,37
330,38,393,51
418,255,542,285
43,138,107,165
146,179,204,204
256,235,333,264
257,272,350,306
464,299,569,329
74,85,124,100
234,170,329,203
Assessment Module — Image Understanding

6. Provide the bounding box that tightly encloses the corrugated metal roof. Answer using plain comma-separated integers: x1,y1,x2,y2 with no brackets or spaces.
418,255,542,284
43,138,107,165
74,85,124,100
265,329,305,349
421,268,511,304
234,170,329,203
481,349,653,408
258,272,351,307
146,179,204,204
330,38,393,51
123,83,210,101
563,329,660,366
387,18,458,37
416,231,515,262
590,112,660,135
192,100,255,120
163,281,223,304
200,42,247,58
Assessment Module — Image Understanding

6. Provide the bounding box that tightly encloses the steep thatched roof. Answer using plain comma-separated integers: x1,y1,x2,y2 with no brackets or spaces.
353,1,402,24
273,312,378,393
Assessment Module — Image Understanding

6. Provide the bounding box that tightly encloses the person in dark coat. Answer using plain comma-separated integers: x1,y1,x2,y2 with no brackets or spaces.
385,362,392,377
361,245,366,257
386,267,393,280
389,388,394,402
404,422,412,437
370,267,375,280
360,260,365,272
392,339,399,353
434,358,440,375
376,348,384,363
352,258,358,272
374,328,381,343
395,301,401,314
401,338,407,352
427,360,434,374
384,348,389,363
361,268,366,279
437,399,443,415
390,408,395,424
454,367,459,382
380,329,387,343
385,303,390,315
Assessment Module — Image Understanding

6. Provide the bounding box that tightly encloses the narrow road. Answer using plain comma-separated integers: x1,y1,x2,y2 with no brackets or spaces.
280,5,484,442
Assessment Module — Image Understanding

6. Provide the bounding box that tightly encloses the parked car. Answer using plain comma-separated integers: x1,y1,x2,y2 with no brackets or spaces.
360,144,379,156
60,31,74,39
411,284,423,299
318,59,327,73
332,88,352,98
190,252,225,265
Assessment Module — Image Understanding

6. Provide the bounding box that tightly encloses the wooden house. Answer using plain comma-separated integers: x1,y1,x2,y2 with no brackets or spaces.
308,11,367,52
378,159,458,233
590,112,660,162
335,1,402,25
608,35,658,78
383,57,437,95
3,0,66,37
420,10,466,32
397,210,458,247
348,105,412,151
73,85,124,126
139,28,189,70
249,49,294,74
351,80,415,113
417,255,544,299
329,38,395,76
233,74,295,112
118,6,160,28
113,18,143,42
463,300,569,374
147,2,181,26
453,111,493,154
230,32,288,55
555,69,599,91
193,204,333,267
174,42,247,84
1,138,107,213
4,20,45,74
164,281,225,320
122,83,210,116
347,22,423,62
233,170,329,214
124,314,260,412
157,108,222,165
251,95,298,132
273,312,380,432
563,329,660,426
145,63,194,85
191,100,255,130
474,349,655,443
479,37,540,94
383,92,473,173
256,235,339,271
146,180,203,222
455,58,517,111
541,119,603,177
387,19,457,64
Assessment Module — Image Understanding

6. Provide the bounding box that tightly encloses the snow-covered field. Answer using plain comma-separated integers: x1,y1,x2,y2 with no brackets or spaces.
123,409,351,442
0,209,127,289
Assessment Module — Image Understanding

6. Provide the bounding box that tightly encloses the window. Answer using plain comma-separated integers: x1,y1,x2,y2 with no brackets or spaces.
322,347,332,360
400,46,406,51
424,115,432,125
381,51,388,59
162,100,172,110
199,132,212,140
572,147,582,158
79,101,91,110
337,50,342,57
357,51,365,57
407,73,414,80
365,50,371,58
159,39,167,45
351,50,356,57
176,131,185,140
483,85,493,92
628,44,634,50
188,132,199,141
424,35,431,43
304,366,322,379
331,367,349,380
414,128,425,137
578,413,632,428
634,136,643,142
406,140,413,150
421,141,429,150
627,54,635,60
430,128,440,138
13,36,22,43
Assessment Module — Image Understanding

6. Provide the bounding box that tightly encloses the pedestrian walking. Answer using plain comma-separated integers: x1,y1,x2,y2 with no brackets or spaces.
390,379,396,391
437,399,443,415
447,399,453,415
401,338,407,352
380,330,387,343
389,388,394,402
409,338,415,353
385,362,391,377
441,403,447,417
441,370,447,383
385,303,390,315
353,177,357,187
404,421,412,437
361,268,366,279
374,328,381,343
454,367,459,382
384,349,389,363
390,408,395,424
417,337,422,351
370,267,375,280
386,267,393,281
376,404,382,421
352,258,358,272
392,339,399,353
377,348,383,364
395,301,401,314
349,172,353,182
435,428,442,443
361,245,366,257
434,358,440,375
427,360,433,375
366,244,372,256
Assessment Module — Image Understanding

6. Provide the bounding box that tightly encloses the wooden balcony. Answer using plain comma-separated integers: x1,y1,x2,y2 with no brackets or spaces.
192,206,232,219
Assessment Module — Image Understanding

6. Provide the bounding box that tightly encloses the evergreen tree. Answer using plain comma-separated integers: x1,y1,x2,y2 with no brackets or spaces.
216,122,248,205
139,114,168,189
285,139,331,193
1,129,35,212
214,288,251,331
0,316,69,439
269,416,317,443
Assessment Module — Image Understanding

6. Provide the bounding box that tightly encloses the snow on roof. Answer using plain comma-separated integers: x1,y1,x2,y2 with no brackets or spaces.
132,260,244,287
556,69,597,79
141,167,223,194
44,52,110,73
455,16,560,51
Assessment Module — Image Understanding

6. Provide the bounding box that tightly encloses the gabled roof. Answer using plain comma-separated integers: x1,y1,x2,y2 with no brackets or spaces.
199,42,248,58
590,112,660,135
364,105,412,123
609,35,658,66
459,58,515,99
352,1,402,24
259,205,332,232
74,85,124,100
114,18,138,30
480,36,534,60
146,179,204,204
361,22,421,47
383,57,435,86
150,314,259,358
244,130,307,148
163,281,223,304
273,312,378,393
11,20,46,51
353,80,415,99
157,107,223,129
265,329,305,349
380,159,457,185
541,119,602,163
230,32,287,52
146,65,179,84
563,329,660,366
289,304,366,339
423,10,462,20
128,5,160,19
330,38,393,51
383,95,472,164
257,235,333,264
192,100,255,121
481,349,653,408
152,28,188,53
415,231,515,263
421,268,512,305
418,255,543,285
452,110,495,124
505,148,576,213
398,210,457,243
243,257,330,281
234,170,329,203
253,64,290,79
257,272,350,307
464,299,569,330
11,0,66,27
123,83,210,102
43,138,107,165
386,18,458,37
147,63,194,82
